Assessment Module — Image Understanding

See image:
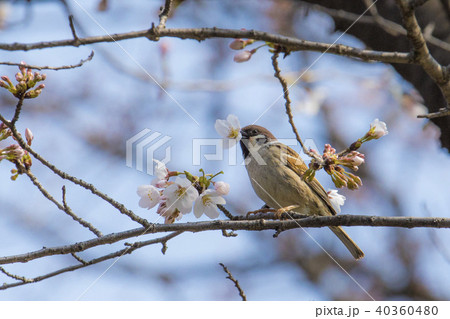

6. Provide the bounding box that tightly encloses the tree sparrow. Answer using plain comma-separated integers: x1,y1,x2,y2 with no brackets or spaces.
240,125,364,260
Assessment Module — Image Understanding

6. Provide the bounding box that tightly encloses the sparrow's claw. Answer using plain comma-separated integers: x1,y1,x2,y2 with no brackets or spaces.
274,205,300,219
246,205,300,219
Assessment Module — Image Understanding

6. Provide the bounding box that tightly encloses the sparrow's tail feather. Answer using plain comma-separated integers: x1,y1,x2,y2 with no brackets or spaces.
329,226,364,260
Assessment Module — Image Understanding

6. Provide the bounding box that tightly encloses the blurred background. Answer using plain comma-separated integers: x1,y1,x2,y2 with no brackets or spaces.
0,0,449,300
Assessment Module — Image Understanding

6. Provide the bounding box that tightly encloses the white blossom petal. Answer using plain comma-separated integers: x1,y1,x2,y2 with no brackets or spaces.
137,185,161,209
370,119,388,138
163,177,198,216
215,114,242,149
327,189,346,214
193,190,226,219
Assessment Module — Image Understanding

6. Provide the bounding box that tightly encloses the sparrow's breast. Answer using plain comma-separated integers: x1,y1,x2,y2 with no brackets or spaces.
245,144,323,215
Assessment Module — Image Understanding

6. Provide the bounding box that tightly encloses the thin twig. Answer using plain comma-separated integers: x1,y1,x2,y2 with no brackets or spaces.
271,49,320,160
363,0,400,36
417,107,450,119
71,253,88,265
0,51,94,71
219,263,247,301
0,267,33,283
23,170,103,237
68,15,80,45
217,204,237,220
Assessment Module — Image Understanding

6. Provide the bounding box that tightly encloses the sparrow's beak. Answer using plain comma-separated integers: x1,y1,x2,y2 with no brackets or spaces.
240,129,248,139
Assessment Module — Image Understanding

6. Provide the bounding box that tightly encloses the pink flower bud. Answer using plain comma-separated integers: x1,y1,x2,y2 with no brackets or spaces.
4,144,25,159
233,50,253,63
26,68,33,81
1,76,13,87
229,39,245,50
15,72,24,82
19,62,26,74
25,128,33,145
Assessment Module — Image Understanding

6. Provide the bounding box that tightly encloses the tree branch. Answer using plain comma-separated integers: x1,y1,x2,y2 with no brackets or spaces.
23,169,102,237
395,0,450,109
0,112,151,228
0,231,183,290
1,214,450,266
271,49,319,160
0,27,413,64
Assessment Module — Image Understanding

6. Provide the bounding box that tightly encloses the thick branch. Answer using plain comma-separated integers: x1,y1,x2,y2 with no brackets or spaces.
302,1,450,51
396,0,450,107
0,28,412,64
1,214,450,266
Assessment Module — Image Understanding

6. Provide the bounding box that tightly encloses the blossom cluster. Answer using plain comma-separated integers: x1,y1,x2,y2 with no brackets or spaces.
303,119,388,189
0,123,33,180
0,62,46,99
137,160,229,224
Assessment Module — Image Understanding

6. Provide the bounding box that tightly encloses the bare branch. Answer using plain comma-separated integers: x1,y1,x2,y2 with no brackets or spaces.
0,51,94,71
417,107,450,118
71,253,88,265
0,231,183,290
271,49,320,160
218,204,237,220
219,263,247,301
0,28,412,64
0,112,150,228
0,267,33,283
62,186,103,237
68,15,80,46
2,214,450,266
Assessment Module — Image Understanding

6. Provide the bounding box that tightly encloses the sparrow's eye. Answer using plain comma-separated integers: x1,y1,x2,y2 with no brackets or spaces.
251,129,258,135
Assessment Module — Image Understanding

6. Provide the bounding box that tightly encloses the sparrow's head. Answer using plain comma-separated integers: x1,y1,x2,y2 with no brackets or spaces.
240,125,277,158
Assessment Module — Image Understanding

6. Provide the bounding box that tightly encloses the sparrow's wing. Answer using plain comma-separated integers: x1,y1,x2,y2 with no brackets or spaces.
285,146,337,216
